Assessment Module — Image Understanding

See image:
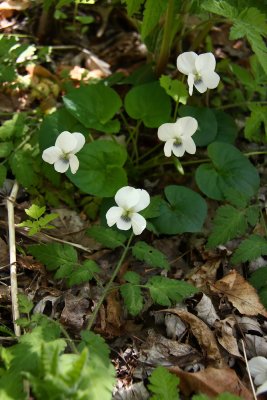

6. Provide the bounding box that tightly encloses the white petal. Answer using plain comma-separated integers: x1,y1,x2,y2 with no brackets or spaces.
176,116,198,137
133,189,150,212
202,71,220,89
116,217,132,231
177,52,197,75
54,158,70,173
188,73,194,96
255,373,267,386
182,136,196,154
106,206,123,227
257,381,267,395
131,213,146,235
42,146,62,164
55,131,77,153
172,143,185,158
115,186,140,209
195,52,216,73
158,123,176,141
194,79,208,93
164,140,175,157
248,357,267,378
72,132,85,153
69,154,79,174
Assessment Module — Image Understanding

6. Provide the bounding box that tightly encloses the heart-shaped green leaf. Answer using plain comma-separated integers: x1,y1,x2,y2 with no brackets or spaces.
195,142,260,200
124,81,171,127
152,185,207,234
67,140,127,197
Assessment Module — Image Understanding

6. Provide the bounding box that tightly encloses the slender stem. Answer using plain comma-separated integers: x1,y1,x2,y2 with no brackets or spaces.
138,143,162,162
155,0,175,77
241,339,257,400
244,150,267,157
217,100,267,110
86,233,134,330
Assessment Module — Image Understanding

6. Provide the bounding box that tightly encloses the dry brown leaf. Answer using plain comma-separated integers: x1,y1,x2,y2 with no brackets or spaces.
214,316,243,359
195,293,219,326
187,259,221,289
210,270,267,317
162,309,223,367
0,0,29,10
60,293,89,331
170,366,253,399
106,290,122,329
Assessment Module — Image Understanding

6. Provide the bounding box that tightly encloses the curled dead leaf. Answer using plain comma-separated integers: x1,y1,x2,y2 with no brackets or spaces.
214,316,243,359
210,270,267,317
195,293,219,326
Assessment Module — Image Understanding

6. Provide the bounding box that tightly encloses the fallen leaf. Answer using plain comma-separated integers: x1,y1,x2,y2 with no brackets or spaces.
161,309,223,367
60,292,89,331
187,259,221,289
113,382,149,400
0,0,29,10
195,293,219,326
242,334,267,359
210,270,267,317
106,290,122,329
214,316,243,359
170,366,253,399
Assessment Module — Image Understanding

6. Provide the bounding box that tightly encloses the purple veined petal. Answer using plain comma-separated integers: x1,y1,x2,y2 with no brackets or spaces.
133,189,150,212
164,139,175,157
257,381,267,395
158,122,177,141
176,116,198,137
182,136,196,154
172,142,186,158
195,52,216,73
202,71,220,89
116,217,132,231
177,52,197,75
55,131,77,153
72,132,86,153
248,357,267,379
115,186,140,209
187,73,195,96
42,146,62,164
54,158,70,173
194,79,207,93
69,154,79,174
106,206,123,227
131,213,146,235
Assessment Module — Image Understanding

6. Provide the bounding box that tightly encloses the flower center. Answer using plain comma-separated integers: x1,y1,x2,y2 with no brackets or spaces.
121,209,132,222
173,137,182,148
194,72,202,85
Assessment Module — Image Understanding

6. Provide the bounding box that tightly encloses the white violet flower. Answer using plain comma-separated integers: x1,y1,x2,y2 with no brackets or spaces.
42,131,85,174
248,356,267,395
106,186,150,235
177,52,220,96
158,116,198,158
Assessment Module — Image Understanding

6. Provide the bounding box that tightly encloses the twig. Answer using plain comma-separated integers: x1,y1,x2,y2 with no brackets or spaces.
6,181,21,337
241,339,257,400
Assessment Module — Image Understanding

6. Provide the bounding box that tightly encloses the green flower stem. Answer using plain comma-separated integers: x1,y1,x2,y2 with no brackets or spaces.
244,151,267,157
217,101,267,110
155,0,175,77
87,233,134,331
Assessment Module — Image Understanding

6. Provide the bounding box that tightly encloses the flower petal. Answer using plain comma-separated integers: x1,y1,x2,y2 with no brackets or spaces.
188,73,195,96
131,213,146,235
106,206,123,227
42,146,62,164
115,186,140,209
54,158,70,173
172,143,185,158
195,52,216,73
248,357,267,379
176,116,198,137
72,132,86,153
69,154,79,174
116,217,132,231
158,123,176,141
255,372,267,386
55,131,77,153
257,380,267,395
194,79,207,93
177,52,197,75
133,189,150,212
164,139,175,157
183,136,196,154
202,71,220,89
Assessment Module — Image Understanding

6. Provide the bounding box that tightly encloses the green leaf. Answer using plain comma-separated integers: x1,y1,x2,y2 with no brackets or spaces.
63,83,122,133
231,235,267,264
10,150,39,188
79,331,111,366
141,0,168,39
39,107,88,151
132,241,170,270
207,205,248,248
179,106,217,146
148,366,179,400
213,110,238,144
86,226,127,249
25,204,46,219
0,113,26,141
67,140,127,197
28,243,77,271
0,165,7,186
195,142,260,200
123,0,145,16
0,142,13,157
124,81,172,128
141,195,162,219
38,213,59,228
249,266,267,291
152,185,207,235
68,260,100,286
124,271,141,284
18,293,34,314
160,75,188,104
244,105,267,142
217,394,243,400
146,276,198,306
120,283,143,316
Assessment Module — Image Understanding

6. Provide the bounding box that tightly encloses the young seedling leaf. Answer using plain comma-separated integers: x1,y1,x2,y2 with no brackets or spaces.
148,366,179,400
231,235,267,264
86,226,127,249
160,75,188,104
25,204,46,219
132,241,170,270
